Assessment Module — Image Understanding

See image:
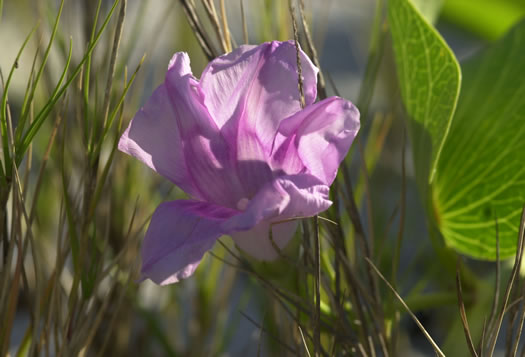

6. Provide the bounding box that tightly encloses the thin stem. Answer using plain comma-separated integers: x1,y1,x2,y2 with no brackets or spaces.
219,0,232,51
289,0,305,108
366,258,445,357
201,0,228,53
240,0,249,44
298,0,326,99
456,259,479,357
392,130,407,286
98,0,127,142
314,216,321,357
487,206,525,355
179,0,216,60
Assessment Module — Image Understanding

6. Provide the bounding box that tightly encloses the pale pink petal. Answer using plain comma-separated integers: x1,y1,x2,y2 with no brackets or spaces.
228,174,332,260
201,41,318,135
200,41,319,196
164,53,248,207
121,52,247,206
142,174,332,284
141,200,238,285
274,97,360,185
118,82,201,197
231,220,298,261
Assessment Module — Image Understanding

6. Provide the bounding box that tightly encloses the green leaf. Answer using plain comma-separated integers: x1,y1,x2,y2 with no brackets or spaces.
410,0,443,24
433,20,525,259
441,0,525,41
388,0,461,187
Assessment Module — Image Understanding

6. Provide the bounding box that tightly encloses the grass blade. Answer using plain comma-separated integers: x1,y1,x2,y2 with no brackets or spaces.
365,257,445,357
456,259,479,357
17,0,121,164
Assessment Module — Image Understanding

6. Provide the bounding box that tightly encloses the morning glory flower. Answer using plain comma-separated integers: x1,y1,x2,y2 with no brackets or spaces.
119,41,360,285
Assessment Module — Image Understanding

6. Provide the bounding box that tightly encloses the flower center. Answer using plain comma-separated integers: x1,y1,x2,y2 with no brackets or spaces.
236,198,250,211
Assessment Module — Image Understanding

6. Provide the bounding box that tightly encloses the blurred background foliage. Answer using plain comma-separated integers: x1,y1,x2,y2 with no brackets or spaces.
0,0,524,356
442,0,525,41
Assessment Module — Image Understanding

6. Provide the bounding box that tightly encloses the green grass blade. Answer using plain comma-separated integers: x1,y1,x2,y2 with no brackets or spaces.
18,0,65,130
0,25,38,179
17,0,121,165
90,55,145,164
83,0,104,147
61,145,80,277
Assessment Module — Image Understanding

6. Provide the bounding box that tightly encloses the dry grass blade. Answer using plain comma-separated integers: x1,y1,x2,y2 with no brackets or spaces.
179,0,216,60
456,259,479,357
0,178,23,354
256,312,266,357
218,238,335,356
357,343,368,357
510,281,525,356
201,0,228,53
271,295,331,357
391,130,406,287
96,275,136,357
336,249,374,355
355,0,386,123
10,155,46,356
288,0,305,109
326,180,346,304
0,240,22,356
287,8,324,353
219,0,232,51
509,222,525,357
487,205,525,355
28,110,63,224
488,217,501,329
340,163,383,341
298,324,312,357
297,0,326,99
239,0,248,44
504,297,525,315
208,251,245,272
100,0,126,133
313,216,321,357
357,140,376,260
325,71,341,97
479,318,487,357
368,336,377,357
365,258,446,357
239,310,298,355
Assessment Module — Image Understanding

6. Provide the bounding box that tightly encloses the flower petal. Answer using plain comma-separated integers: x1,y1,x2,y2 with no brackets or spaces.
228,174,332,260
120,52,246,206
141,200,238,285
200,41,319,196
231,220,298,261
201,41,318,136
164,53,247,207
275,97,360,185
118,81,201,197
142,174,332,284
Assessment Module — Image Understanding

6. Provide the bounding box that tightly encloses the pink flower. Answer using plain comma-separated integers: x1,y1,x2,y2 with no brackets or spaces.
119,41,360,284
